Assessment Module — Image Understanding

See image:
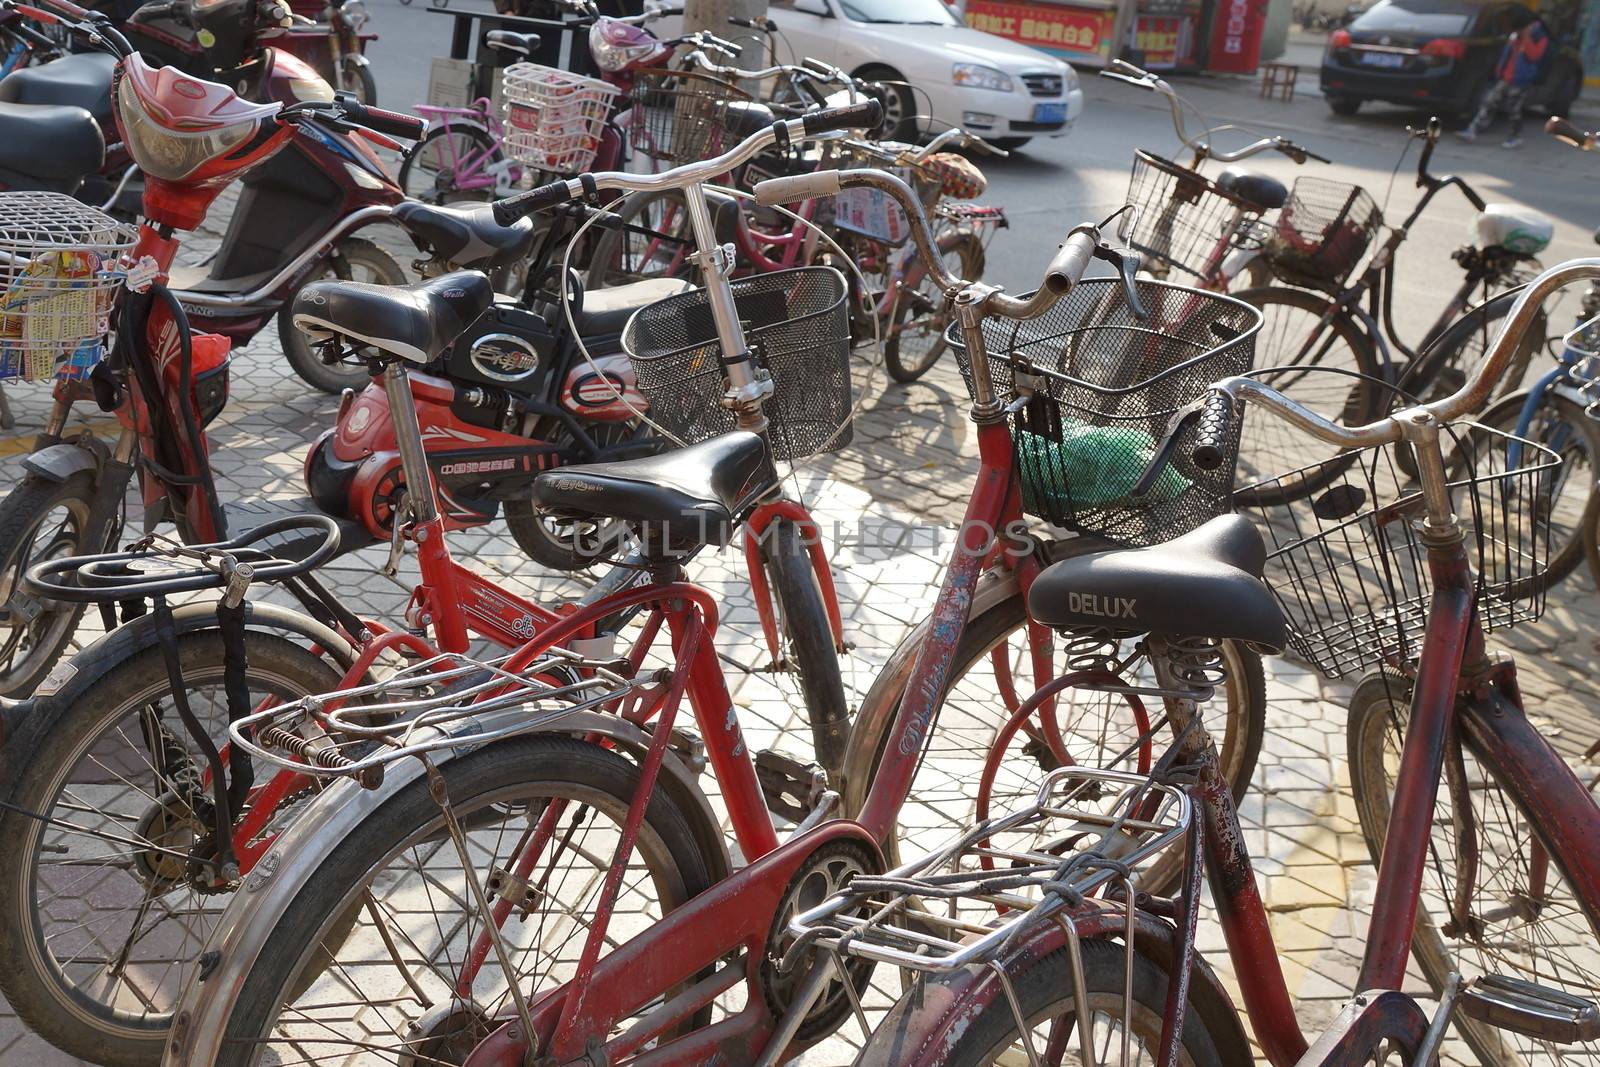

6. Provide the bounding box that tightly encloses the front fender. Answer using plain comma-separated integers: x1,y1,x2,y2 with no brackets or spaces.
165,709,727,1067
22,441,102,484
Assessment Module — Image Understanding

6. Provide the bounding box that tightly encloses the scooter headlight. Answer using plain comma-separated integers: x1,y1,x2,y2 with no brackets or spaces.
115,82,258,181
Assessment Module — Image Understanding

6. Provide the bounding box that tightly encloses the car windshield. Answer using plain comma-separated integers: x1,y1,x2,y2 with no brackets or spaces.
837,0,960,25
1351,0,1473,35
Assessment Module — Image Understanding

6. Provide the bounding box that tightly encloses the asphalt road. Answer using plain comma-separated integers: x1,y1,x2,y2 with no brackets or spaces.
361,0,1598,343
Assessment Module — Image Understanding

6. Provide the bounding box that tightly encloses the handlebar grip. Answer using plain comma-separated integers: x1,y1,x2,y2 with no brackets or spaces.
341,99,426,140
1191,391,1236,471
753,170,842,206
1043,229,1097,295
802,99,883,136
493,179,576,226
1546,115,1593,149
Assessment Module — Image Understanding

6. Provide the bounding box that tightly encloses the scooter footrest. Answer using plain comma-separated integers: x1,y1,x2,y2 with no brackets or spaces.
1460,974,1600,1043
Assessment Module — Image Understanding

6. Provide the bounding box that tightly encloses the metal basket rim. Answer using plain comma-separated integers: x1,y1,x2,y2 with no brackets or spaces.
621,265,849,363
630,67,754,98
1244,419,1564,559
946,277,1264,399
1130,148,1256,212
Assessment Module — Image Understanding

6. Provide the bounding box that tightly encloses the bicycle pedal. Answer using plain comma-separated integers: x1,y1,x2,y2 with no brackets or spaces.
1459,974,1600,1043
756,748,827,824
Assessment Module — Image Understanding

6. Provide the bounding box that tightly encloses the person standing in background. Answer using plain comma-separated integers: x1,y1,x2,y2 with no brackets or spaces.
1458,17,1550,148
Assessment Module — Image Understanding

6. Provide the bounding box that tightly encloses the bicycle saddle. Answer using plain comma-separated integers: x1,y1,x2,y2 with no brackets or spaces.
0,52,116,129
1028,514,1286,652
292,271,495,365
1215,166,1288,211
0,102,103,192
394,200,538,271
532,431,776,551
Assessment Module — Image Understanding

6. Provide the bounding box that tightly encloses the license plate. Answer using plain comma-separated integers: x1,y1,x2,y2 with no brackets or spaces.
1032,101,1068,124
1359,51,1406,68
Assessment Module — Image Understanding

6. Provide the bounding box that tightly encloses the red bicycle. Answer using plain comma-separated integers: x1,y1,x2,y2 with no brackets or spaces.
798,261,1600,1067
158,156,1274,1065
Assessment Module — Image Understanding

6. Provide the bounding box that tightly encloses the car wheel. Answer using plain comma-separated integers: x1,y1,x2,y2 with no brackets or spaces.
855,64,918,141
1326,95,1361,116
992,136,1032,150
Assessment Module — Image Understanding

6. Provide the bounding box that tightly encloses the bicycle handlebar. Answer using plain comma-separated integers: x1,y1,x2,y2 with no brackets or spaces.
1102,59,1324,165
1546,115,1597,150
1210,259,1600,449
1410,117,1487,211
492,98,883,226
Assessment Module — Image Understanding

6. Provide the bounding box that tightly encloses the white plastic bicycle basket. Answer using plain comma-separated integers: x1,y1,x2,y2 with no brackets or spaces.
500,63,620,174
0,192,134,382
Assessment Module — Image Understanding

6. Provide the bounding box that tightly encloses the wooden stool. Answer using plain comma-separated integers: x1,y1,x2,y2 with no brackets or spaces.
1260,62,1298,101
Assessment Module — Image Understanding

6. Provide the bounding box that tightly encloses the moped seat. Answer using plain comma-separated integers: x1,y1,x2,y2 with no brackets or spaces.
394,200,538,271
574,277,694,338
1215,166,1288,211
0,52,116,129
485,29,542,56
292,271,495,365
1027,514,1286,652
532,431,776,550
0,102,103,191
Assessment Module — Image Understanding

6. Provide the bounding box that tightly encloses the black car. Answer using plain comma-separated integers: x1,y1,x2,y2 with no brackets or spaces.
1320,0,1583,120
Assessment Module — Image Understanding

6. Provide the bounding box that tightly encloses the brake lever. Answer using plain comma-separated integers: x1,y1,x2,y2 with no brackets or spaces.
1087,215,1148,322
1131,403,1195,498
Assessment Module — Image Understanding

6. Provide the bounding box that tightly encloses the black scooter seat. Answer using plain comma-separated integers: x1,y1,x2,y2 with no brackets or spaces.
533,431,776,550
394,200,537,271
1027,515,1286,652
292,271,496,365
575,277,694,338
0,102,103,190
0,52,116,129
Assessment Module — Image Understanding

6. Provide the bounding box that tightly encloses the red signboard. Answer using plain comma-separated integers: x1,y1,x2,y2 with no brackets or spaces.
1208,0,1268,72
1135,15,1182,67
966,0,1115,63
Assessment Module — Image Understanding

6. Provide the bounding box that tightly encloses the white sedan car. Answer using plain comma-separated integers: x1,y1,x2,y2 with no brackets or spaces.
653,0,1084,149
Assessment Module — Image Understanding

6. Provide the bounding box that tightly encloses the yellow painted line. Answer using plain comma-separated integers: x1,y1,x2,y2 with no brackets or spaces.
0,418,121,458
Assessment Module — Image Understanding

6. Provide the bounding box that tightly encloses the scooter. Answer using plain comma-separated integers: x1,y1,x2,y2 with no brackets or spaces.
276,0,379,104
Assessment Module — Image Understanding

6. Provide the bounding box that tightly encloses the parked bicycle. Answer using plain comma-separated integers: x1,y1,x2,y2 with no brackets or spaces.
0,102,877,1066
806,262,1600,1067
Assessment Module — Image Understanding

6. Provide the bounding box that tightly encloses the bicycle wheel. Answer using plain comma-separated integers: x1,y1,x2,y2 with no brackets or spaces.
0,631,341,1067
584,188,697,290
862,937,1231,1067
1348,671,1600,1067
762,519,849,777
1232,286,1384,507
884,232,983,384
398,123,500,205
1400,281,1550,408
843,588,1265,894
1463,390,1600,594
0,471,106,698
202,735,715,1067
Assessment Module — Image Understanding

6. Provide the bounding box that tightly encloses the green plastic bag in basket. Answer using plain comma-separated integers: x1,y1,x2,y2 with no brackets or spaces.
1015,423,1190,514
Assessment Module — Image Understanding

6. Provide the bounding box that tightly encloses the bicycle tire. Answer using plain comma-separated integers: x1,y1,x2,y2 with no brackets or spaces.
1398,285,1548,409
584,188,697,291
0,630,341,1067
761,519,849,777
861,937,1229,1067
1231,285,1385,507
397,122,500,205
884,231,983,384
0,471,105,698
1465,390,1600,594
202,735,715,1067
842,587,1265,895
1347,670,1600,1067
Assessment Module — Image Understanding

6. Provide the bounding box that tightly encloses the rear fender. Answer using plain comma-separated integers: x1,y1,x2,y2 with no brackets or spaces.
162,711,728,1067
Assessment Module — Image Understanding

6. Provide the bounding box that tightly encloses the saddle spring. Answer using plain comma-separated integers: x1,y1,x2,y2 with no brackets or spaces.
1061,628,1123,674
1161,634,1228,696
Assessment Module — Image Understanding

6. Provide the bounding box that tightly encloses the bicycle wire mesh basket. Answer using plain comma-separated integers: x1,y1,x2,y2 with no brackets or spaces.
500,62,621,173
1119,150,1263,281
952,278,1261,546
1263,176,1382,290
1241,420,1560,677
626,68,753,166
0,192,134,382
623,266,852,462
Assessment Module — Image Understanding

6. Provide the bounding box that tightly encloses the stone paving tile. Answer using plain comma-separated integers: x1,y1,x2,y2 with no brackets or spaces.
0,233,1596,1065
